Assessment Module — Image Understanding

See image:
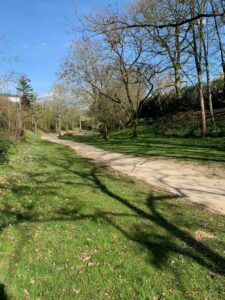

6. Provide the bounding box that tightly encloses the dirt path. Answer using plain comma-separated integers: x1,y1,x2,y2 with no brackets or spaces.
42,134,225,215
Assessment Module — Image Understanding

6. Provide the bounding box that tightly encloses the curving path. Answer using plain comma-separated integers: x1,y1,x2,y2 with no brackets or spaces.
42,134,225,215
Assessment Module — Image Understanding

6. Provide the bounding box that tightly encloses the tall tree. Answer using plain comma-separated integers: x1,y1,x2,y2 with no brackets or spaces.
210,0,225,101
202,17,215,125
189,1,207,137
16,75,36,107
61,35,156,137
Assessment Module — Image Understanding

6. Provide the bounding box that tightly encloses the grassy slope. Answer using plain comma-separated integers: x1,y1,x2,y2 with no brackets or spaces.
0,133,225,299
62,125,225,164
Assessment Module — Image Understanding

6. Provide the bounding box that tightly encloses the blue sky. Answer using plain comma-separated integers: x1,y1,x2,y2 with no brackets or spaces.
0,0,117,97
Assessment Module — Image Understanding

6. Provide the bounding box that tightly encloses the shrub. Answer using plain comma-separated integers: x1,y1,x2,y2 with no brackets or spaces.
141,77,225,119
0,137,15,164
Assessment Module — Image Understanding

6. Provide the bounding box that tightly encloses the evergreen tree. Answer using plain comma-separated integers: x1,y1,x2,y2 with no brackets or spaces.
17,75,36,106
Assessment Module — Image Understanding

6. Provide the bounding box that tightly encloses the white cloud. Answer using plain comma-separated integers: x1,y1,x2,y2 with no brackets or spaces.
22,42,29,49
21,40,48,49
34,40,48,47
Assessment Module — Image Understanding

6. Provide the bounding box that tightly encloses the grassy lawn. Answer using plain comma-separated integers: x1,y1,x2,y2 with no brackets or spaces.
0,133,225,299
61,125,225,164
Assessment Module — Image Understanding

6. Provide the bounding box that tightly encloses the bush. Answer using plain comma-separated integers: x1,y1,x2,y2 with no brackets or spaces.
0,138,15,164
141,77,225,119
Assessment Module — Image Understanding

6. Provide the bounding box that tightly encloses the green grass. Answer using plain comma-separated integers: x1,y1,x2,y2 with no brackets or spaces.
0,133,225,299
62,125,225,164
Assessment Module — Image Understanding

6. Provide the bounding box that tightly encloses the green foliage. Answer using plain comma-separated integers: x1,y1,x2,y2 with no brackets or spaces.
0,134,225,299
145,109,225,138
142,77,225,119
211,76,224,92
0,135,15,164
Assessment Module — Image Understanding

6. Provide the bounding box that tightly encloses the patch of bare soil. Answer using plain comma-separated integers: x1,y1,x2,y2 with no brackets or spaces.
194,230,215,242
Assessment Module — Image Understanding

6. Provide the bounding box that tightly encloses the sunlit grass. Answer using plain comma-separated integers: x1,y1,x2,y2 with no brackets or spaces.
62,125,225,164
0,133,225,299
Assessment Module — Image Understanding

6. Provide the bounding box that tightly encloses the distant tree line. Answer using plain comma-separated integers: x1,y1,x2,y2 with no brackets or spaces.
142,75,225,118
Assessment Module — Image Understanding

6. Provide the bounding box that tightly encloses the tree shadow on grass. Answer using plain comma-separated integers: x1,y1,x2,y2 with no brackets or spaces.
1,153,225,295
21,152,225,276
0,284,8,300
89,168,225,275
32,155,225,276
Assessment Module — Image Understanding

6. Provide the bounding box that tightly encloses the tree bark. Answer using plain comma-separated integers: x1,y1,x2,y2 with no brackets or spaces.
58,115,62,136
102,123,108,141
132,118,138,138
79,116,82,132
222,63,225,101
174,26,182,97
174,66,181,97
65,113,69,134
202,29,215,125
211,5,225,101
198,72,207,137
205,63,215,126
191,15,207,137
16,101,23,138
32,115,38,134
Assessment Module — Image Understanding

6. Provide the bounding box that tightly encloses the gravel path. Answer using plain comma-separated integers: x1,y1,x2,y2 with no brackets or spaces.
42,134,225,215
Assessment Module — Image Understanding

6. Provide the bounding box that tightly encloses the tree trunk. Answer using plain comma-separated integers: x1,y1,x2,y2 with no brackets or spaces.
32,114,37,133
65,114,69,134
79,116,82,131
174,67,181,97
102,123,108,141
32,115,34,132
191,16,207,137
16,102,23,138
208,90,215,126
132,118,138,138
55,122,58,134
203,33,215,125
174,26,182,97
198,72,207,137
211,8,225,101
222,63,225,102
34,120,37,134
58,115,62,136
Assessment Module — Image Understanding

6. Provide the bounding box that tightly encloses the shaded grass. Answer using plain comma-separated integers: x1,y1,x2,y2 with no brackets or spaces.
0,133,225,299
62,125,225,164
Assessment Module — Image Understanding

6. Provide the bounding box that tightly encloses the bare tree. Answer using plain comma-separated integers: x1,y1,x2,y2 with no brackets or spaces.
89,0,225,30
65,0,225,138
210,0,225,101
202,17,215,124
132,0,192,96
62,31,157,137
